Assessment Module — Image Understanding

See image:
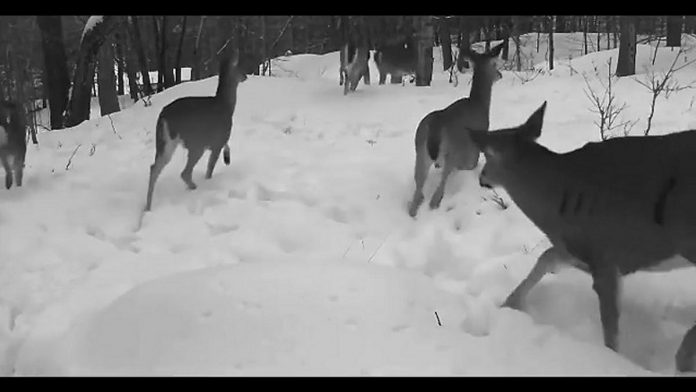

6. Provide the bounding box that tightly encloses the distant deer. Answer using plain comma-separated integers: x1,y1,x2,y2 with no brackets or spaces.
340,42,370,95
407,42,504,217
374,38,417,85
0,100,26,190
471,101,696,373
144,51,247,211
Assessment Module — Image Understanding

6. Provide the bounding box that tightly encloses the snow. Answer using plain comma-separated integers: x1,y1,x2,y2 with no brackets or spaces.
81,16,104,43
2,33,696,376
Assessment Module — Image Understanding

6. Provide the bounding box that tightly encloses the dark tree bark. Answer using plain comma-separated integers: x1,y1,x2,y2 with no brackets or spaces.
548,16,554,70
127,16,153,96
414,16,434,86
555,15,566,33
64,16,119,128
583,16,588,55
192,16,206,81
616,16,637,77
36,16,70,130
160,16,174,89
667,15,683,47
118,28,140,101
511,16,522,71
115,37,125,95
97,39,120,116
175,15,188,84
439,16,453,71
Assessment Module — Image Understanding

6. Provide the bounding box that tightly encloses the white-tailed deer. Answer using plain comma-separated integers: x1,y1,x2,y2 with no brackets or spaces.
144,51,247,211
0,101,26,190
471,101,696,372
340,42,370,95
407,42,504,217
374,38,417,85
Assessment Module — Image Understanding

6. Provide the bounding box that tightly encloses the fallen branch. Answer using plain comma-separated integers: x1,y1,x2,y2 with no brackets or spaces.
65,144,82,170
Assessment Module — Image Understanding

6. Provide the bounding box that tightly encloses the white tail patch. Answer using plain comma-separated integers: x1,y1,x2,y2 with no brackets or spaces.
0,125,7,147
161,119,181,158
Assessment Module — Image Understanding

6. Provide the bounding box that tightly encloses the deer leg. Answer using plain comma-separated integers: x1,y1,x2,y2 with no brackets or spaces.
205,146,223,179
429,154,454,210
503,246,566,309
677,323,696,372
591,264,621,351
13,155,24,187
408,146,432,217
379,72,387,85
1,154,12,189
181,147,204,190
145,140,178,211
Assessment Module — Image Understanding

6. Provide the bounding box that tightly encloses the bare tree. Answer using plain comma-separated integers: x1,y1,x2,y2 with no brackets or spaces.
64,16,120,128
414,15,434,86
667,15,683,47
175,15,188,84
97,39,120,116
635,47,696,135
438,16,453,71
583,58,637,140
36,16,70,130
616,16,637,77
548,16,554,70
127,16,153,96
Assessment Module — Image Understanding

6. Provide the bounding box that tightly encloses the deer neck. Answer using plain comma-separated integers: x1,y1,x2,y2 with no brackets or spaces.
468,71,495,112
215,72,239,114
500,146,565,229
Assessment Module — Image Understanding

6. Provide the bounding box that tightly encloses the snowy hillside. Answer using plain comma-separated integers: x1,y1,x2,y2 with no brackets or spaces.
2,33,696,376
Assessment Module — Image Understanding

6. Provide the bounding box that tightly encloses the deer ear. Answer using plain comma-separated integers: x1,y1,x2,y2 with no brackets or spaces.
521,101,547,140
489,42,505,58
229,49,239,67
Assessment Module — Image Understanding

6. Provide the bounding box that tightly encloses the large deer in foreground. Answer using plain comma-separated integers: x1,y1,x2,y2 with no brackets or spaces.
471,102,696,372
407,42,504,217
144,51,247,211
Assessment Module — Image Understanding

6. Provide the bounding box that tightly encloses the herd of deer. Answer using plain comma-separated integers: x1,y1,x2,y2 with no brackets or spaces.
1,39,696,373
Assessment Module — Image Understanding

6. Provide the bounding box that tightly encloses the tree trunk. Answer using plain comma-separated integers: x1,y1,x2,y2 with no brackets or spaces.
414,16,434,86
616,16,637,77
161,16,174,89
118,28,140,101
115,38,125,95
439,16,453,71
457,16,472,71
667,15,683,47
36,16,71,130
175,15,187,84
548,16,554,70
606,16,611,50
97,39,120,116
127,16,153,96
555,15,565,33
192,16,206,81
583,16,588,55
64,15,119,128
511,16,522,71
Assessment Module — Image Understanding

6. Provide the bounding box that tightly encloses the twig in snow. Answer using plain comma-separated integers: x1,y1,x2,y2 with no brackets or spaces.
434,311,442,326
107,114,122,139
367,235,389,263
65,144,82,170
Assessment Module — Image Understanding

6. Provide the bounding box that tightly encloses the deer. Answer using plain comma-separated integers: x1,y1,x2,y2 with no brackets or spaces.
470,101,696,373
373,38,417,85
144,50,247,211
340,42,370,95
0,100,26,190
407,42,504,217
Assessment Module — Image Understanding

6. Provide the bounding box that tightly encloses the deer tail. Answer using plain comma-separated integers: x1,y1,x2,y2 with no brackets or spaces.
223,144,230,165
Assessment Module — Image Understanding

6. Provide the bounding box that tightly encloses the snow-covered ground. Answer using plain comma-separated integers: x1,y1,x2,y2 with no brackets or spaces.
2,33,696,376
